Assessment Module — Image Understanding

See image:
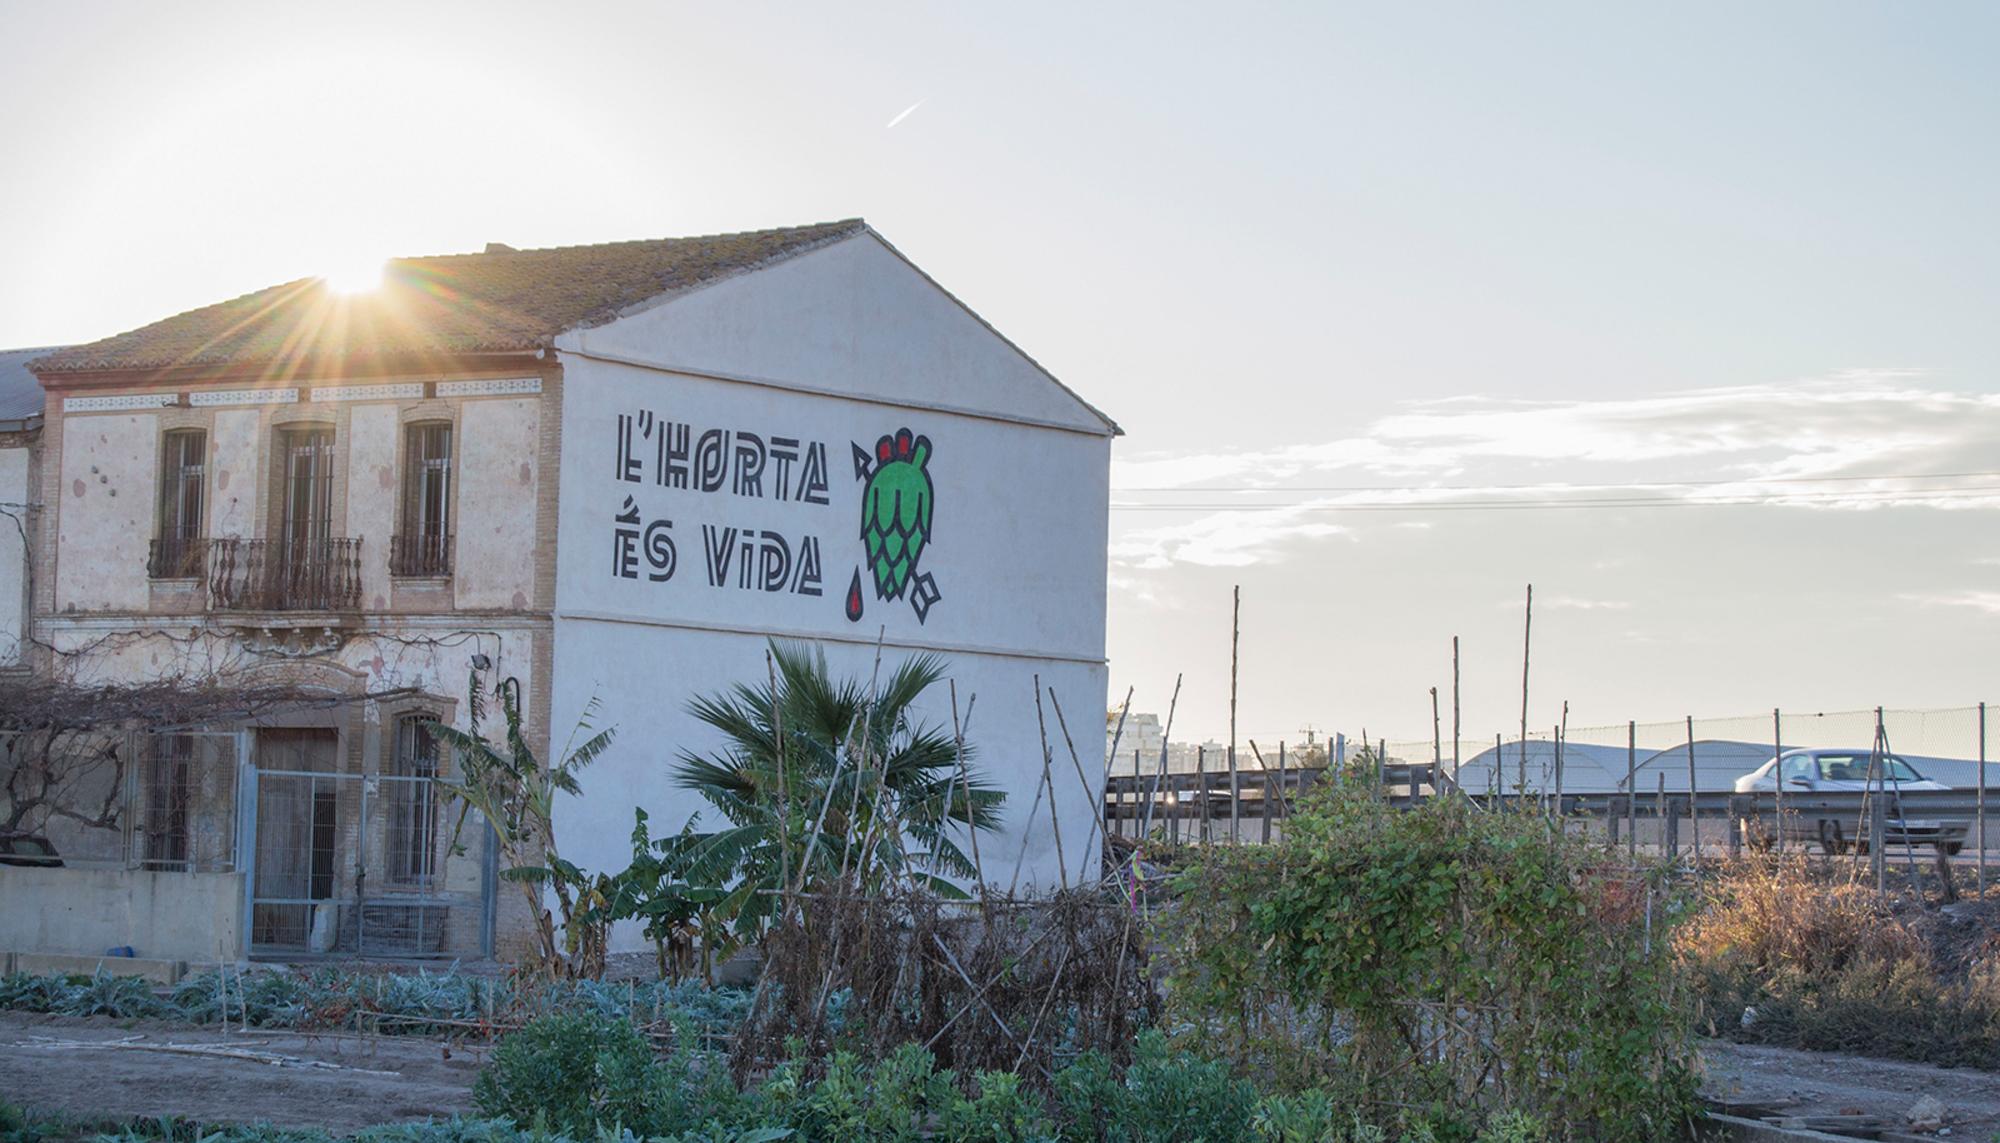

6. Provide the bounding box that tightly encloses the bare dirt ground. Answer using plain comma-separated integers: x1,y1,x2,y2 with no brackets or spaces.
1703,1038,2000,1138
7,1009,1999,1136
0,1010,482,1130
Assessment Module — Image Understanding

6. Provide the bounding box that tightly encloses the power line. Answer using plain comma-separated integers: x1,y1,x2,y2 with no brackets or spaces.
1111,468,2000,495
1111,484,2000,513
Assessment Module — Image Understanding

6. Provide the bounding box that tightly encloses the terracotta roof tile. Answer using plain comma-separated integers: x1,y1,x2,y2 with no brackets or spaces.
33,220,867,375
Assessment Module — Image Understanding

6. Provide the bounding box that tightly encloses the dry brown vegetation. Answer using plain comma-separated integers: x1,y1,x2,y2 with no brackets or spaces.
1686,854,2000,1068
733,882,1159,1084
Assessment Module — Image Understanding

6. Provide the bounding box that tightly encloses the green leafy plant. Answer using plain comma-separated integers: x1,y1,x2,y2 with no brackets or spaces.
760,1043,952,1142
1158,789,1699,1142
935,1070,1053,1143
671,640,1005,942
432,676,615,976
473,1012,702,1134
1047,1034,1258,1143
590,808,739,984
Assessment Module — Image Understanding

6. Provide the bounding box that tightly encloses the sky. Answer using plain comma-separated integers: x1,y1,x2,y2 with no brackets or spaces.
3,1,1998,746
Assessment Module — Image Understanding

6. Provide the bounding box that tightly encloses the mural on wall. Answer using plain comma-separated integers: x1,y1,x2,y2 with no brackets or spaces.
846,428,941,625
607,409,941,626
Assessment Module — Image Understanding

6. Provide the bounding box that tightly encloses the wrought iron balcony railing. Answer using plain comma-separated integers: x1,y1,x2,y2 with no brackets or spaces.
147,536,207,579
205,537,363,612
389,532,453,578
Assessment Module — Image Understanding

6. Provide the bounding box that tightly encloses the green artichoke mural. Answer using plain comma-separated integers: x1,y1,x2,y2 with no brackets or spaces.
846,427,942,624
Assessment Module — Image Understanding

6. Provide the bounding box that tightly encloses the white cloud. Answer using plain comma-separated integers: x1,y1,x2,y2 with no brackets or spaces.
1109,373,2000,569
1901,590,2000,615
1110,503,1351,569
1113,373,2000,495
1519,596,1633,612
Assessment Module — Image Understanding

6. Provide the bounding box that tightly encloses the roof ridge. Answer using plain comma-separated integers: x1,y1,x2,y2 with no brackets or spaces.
395,219,867,264
30,220,873,375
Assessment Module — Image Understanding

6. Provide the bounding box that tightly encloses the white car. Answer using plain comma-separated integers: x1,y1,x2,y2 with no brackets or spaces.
1734,748,1968,855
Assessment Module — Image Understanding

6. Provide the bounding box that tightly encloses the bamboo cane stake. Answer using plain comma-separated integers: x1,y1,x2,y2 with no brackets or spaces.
1032,674,1068,891
1519,584,1533,793
1229,585,1241,845
1773,707,1784,853
949,684,985,900
1684,716,1701,869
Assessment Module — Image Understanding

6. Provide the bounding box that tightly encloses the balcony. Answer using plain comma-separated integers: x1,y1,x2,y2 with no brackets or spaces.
389,532,453,578
204,537,363,612
147,536,207,579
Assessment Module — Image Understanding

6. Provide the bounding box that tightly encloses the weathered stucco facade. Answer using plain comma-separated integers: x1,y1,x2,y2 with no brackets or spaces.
19,362,561,962
3,220,1115,966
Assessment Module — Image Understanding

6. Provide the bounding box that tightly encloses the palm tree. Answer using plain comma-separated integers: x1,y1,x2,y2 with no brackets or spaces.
672,640,1005,940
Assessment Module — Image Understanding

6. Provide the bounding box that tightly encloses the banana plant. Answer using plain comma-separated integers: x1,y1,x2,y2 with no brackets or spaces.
432,675,615,977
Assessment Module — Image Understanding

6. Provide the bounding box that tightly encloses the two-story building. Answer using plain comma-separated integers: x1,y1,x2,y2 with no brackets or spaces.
3,221,1116,971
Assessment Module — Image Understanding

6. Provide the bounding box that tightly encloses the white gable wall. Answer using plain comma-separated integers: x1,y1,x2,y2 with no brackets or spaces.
549,236,1112,935
559,231,1112,436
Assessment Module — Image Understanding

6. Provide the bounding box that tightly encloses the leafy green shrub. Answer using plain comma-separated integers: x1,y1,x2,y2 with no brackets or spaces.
934,1071,1052,1143
1049,1033,1257,1143
1158,789,1698,1142
1250,1090,1349,1143
1116,1031,1258,1142
761,1043,950,1142
472,1012,672,1133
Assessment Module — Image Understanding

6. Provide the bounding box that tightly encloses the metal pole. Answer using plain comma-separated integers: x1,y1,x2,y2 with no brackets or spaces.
1451,636,1462,787
1520,584,1532,794
1431,687,1442,773
1626,721,1638,861
1872,708,1887,892
1196,745,1207,845
1657,772,1669,856
1773,708,1784,853
1278,739,1289,825
1228,585,1240,846
1552,723,1563,819
1132,748,1142,841
1685,716,1702,868
1979,701,1988,895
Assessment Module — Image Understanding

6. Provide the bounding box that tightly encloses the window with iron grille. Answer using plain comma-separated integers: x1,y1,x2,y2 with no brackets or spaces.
151,430,206,578
387,714,441,887
140,735,193,871
395,423,453,576
279,427,335,546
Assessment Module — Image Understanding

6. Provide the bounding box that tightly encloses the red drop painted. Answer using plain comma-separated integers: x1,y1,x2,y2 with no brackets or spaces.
845,570,864,622
895,427,913,458
877,437,894,464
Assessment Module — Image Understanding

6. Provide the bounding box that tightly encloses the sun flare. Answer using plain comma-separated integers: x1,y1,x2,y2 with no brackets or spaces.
321,257,385,294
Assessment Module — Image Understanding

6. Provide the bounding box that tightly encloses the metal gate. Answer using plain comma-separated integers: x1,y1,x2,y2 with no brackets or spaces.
243,727,488,959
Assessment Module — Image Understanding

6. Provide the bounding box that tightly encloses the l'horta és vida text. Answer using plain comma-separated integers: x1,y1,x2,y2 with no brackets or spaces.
607,411,943,625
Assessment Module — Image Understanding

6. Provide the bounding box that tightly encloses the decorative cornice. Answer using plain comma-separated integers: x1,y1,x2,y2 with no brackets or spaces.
190,388,299,408
437,377,541,397
62,393,178,413
309,383,425,403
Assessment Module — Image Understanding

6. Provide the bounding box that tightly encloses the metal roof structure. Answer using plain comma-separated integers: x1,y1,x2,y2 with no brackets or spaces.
1449,739,1635,794
0,346,56,426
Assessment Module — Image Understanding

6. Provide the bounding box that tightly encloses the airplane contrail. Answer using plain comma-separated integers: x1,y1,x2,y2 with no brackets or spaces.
886,98,926,129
